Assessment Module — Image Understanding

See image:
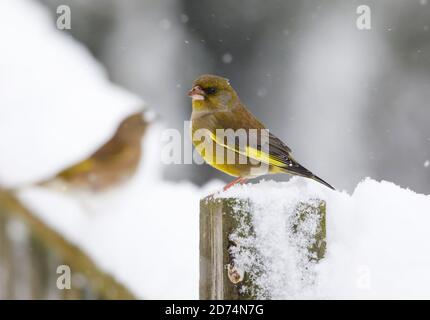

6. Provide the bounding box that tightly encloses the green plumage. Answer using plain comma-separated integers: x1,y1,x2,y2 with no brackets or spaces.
189,74,334,190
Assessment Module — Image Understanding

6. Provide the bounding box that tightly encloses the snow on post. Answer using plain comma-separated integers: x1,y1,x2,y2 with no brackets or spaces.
200,184,326,300
202,177,430,299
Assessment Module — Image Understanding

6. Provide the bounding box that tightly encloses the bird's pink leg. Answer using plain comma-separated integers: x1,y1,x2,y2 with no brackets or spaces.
205,177,248,198
223,177,246,191
239,178,248,185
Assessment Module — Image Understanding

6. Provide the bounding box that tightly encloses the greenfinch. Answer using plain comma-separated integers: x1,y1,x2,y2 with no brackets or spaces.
39,111,148,191
188,74,334,191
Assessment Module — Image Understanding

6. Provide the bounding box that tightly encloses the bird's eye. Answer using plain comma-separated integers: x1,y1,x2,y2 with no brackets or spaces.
204,87,217,95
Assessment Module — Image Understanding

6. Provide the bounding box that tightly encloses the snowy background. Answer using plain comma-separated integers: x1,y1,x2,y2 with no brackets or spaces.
0,0,430,299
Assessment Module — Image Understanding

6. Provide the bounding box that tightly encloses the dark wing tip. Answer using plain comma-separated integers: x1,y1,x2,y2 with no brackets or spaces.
284,161,335,190
311,174,336,190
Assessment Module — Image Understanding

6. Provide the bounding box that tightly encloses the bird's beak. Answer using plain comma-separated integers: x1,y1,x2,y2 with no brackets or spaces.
187,85,205,101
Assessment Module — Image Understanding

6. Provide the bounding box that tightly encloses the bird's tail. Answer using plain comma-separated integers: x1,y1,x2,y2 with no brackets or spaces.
281,161,335,190
309,173,335,190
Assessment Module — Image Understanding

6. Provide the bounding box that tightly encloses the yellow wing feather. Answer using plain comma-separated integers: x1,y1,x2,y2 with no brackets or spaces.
207,131,286,167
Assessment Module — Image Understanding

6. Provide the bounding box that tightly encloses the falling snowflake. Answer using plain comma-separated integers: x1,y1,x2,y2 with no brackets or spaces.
222,53,233,64
424,160,430,168
180,14,189,23
257,88,268,98
159,19,171,30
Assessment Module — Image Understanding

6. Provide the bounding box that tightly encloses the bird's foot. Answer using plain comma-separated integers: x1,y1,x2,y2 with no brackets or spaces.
223,177,248,192
205,177,249,199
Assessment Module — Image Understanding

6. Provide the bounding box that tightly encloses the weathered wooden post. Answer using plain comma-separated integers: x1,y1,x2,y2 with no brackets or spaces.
0,190,136,299
200,195,326,300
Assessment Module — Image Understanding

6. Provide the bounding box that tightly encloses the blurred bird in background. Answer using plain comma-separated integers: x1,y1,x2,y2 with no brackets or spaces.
189,74,334,191
38,111,148,192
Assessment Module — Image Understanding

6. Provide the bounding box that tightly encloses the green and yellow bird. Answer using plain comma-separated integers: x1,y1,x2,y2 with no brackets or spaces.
38,111,148,192
188,74,334,191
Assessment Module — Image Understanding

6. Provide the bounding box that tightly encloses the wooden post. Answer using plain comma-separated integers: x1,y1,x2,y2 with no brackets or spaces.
199,196,326,300
0,211,13,299
0,190,136,299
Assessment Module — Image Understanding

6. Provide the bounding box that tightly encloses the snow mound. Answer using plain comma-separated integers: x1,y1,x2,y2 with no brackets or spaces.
220,177,430,299
17,122,223,300
0,0,143,187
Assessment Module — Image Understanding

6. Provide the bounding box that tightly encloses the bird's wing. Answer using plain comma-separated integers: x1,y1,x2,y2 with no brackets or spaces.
199,105,294,168
267,133,292,160
194,103,335,189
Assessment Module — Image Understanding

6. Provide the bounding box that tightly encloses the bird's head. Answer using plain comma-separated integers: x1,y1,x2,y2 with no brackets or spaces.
188,74,238,112
116,111,147,142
